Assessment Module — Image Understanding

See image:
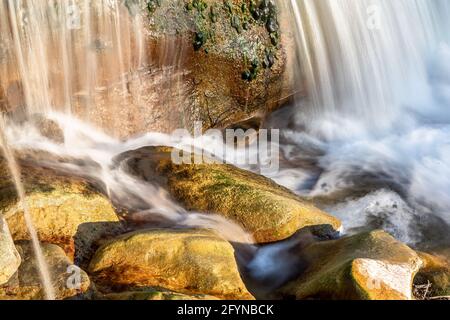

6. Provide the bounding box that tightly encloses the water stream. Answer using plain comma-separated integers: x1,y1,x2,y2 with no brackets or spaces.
0,0,450,298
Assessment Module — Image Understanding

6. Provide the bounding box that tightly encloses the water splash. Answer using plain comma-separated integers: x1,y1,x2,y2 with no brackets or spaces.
268,0,450,247
5,112,255,246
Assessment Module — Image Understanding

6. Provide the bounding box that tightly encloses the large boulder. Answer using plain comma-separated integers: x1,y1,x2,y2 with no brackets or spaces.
119,147,341,243
88,228,254,300
0,242,91,300
0,158,124,263
1,0,294,137
0,216,20,285
279,230,422,300
414,251,450,298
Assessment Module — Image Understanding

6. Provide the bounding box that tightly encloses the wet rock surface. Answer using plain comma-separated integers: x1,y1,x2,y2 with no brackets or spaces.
118,146,342,243
0,158,124,264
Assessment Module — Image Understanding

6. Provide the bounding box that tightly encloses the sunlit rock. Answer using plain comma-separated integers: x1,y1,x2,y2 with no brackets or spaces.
0,216,20,285
279,230,422,300
118,146,342,243
88,228,254,300
0,158,124,264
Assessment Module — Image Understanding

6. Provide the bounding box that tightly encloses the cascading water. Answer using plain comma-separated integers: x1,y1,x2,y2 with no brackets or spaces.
268,0,450,247
1,0,450,299
0,0,184,137
287,0,450,124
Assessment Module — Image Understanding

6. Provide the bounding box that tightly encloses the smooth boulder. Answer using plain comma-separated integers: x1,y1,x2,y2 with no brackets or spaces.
119,147,341,243
279,230,422,300
0,216,20,285
88,228,254,300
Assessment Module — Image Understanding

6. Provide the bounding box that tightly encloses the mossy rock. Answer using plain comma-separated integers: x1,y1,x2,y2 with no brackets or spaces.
118,146,341,243
0,216,20,285
414,251,450,297
0,158,124,264
0,242,92,300
279,230,422,300
88,228,254,300
138,0,292,132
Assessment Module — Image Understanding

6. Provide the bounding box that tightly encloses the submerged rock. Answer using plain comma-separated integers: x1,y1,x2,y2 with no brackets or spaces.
0,158,124,264
0,216,20,285
119,147,341,243
279,230,422,300
88,228,254,300
414,251,450,298
0,243,91,300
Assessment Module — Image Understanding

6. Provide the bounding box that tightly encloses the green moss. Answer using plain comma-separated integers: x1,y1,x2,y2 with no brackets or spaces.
231,15,242,33
223,0,233,14
193,31,207,51
242,57,260,81
146,0,162,14
183,0,280,81
209,5,219,23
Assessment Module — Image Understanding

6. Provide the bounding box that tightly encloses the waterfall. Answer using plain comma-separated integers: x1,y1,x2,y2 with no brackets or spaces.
288,0,450,129
0,0,150,136
269,0,450,246
0,0,450,298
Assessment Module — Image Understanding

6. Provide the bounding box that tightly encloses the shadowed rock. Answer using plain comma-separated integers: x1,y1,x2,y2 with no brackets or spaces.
414,251,450,298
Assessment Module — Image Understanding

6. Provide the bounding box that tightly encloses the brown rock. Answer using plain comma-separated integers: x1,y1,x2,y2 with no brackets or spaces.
414,251,450,298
